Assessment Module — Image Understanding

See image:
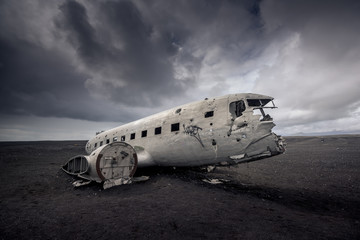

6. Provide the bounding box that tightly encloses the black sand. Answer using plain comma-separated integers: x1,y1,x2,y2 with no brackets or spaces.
0,136,359,239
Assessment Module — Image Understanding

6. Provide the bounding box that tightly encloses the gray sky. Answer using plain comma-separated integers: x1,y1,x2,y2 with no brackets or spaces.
1,0,360,141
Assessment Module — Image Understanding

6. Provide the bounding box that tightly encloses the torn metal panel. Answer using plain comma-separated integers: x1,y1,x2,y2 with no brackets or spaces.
183,124,204,147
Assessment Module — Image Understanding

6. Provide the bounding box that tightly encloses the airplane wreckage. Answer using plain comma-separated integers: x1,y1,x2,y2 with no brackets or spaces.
62,93,286,189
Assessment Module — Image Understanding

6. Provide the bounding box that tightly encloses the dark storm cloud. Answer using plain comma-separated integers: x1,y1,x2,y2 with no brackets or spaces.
0,0,199,122
255,0,360,129
55,0,194,107
0,37,80,116
0,0,266,124
56,0,105,66
0,0,141,122
0,36,140,122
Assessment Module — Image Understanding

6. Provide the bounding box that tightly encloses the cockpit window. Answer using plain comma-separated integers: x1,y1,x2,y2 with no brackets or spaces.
248,99,275,121
229,100,246,118
247,99,271,107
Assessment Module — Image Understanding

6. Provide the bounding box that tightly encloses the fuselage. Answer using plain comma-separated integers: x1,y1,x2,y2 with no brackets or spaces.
85,93,285,167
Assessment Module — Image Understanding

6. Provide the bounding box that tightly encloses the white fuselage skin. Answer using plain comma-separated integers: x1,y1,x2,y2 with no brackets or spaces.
85,93,284,167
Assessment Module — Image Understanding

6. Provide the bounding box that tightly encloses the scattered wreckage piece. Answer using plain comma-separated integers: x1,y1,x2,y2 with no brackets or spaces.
202,178,231,185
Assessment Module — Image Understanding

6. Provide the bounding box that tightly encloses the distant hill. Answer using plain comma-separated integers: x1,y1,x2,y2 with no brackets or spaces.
286,130,360,137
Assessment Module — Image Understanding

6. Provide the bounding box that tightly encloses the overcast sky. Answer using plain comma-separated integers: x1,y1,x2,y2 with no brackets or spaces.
1,0,360,141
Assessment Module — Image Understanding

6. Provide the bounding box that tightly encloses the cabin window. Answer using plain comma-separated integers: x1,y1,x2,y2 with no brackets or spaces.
230,100,246,118
100,141,103,146
155,127,162,135
171,123,180,132
130,133,135,140
94,143,97,148
247,99,271,107
106,139,110,144
113,137,118,142
121,135,125,141
142,130,147,138
205,111,214,118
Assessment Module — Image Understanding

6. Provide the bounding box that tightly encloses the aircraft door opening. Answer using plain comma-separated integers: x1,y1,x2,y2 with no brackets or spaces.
229,100,246,119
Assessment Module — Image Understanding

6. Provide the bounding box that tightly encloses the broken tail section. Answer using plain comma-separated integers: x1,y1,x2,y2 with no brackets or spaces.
62,142,138,189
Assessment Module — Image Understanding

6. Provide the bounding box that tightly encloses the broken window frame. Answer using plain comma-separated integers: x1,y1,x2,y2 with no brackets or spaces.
246,99,275,108
247,99,277,121
204,111,214,118
100,141,103,146
94,143,97,148
229,100,246,118
113,137,118,142
106,139,110,144
121,135,125,141
171,123,180,132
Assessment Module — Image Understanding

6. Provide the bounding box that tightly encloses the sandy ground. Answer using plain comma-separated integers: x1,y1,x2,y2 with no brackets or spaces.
0,135,359,239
